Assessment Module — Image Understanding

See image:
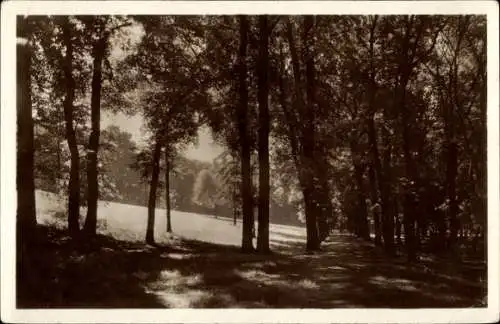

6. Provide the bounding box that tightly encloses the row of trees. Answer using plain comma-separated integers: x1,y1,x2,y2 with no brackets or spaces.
18,15,135,244
18,15,486,260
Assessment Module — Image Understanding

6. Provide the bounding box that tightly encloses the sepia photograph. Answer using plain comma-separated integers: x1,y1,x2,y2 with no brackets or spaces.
1,1,499,323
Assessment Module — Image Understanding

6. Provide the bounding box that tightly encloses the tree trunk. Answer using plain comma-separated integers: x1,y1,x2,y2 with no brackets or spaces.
303,16,321,251
231,152,239,226
17,16,37,247
165,151,172,233
367,120,383,246
256,16,270,253
313,150,333,242
380,117,395,255
146,139,162,245
84,34,107,235
395,201,402,245
233,185,238,226
61,17,81,238
278,41,323,244
350,145,370,241
285,17,320,250
400,81,418,262
317,174,333,242
238,16,254,253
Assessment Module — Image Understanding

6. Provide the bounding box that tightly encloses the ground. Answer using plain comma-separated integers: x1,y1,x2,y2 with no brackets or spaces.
17,191,487,308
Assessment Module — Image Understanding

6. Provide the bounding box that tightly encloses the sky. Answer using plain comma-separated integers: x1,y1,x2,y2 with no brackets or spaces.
101,111,224,163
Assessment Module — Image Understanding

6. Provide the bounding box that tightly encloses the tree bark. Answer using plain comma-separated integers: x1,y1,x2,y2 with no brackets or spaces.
278,42,322,245
350,141,370,240
316,157,333,242
400,77,418,262
367,119,383,246
446,18,467,252
398,18,421,262
165,150,172,233
61,17,81,238
257,15,270,253
365,16,387,248
17,16,37,247
285,17,320,250
232,185,238,226
238,16,254,253
146,139,162,244
380,115,395,255
395,201,402,245
84,31,107,235
302,16,321,251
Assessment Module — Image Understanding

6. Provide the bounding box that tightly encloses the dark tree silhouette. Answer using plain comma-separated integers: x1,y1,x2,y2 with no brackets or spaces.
257,15,271,253
238,16,254,253
61,17,81,238
17,16,37,246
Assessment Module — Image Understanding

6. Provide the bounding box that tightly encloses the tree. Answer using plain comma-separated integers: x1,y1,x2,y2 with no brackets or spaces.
31,15,93,236
237,16,255,253
83,15,133,236
17,16,37,247
256,15,271,253
132,16,208,241
146,136,162,244
60,16,81,237
165,150,172,232
282,16,322,250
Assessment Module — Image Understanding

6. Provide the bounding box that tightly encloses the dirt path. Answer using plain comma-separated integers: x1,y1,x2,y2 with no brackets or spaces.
18,226,486,308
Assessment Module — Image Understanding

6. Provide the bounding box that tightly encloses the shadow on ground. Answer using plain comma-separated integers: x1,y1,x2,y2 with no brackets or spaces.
17,225,486,308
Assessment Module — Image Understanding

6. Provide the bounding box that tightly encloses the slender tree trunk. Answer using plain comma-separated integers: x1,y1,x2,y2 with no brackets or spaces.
232,185,238,226
380,118,395,255
367,120,383,246
84,33,107,235
61,18,81,238
285,17,320,250
277,44,300,169
303,16,320,251
398,19,423,262
257,16,270,253
365,16,386,248
278,42,322,244
165,151,172,233
447,18,469,252
146,139,162,245
313,148,333,242
400,78,418,262
17,16,37,247
395,201,402,245
232,151,239,226
238,16,254,253
350,142,370,240
317,173,333,242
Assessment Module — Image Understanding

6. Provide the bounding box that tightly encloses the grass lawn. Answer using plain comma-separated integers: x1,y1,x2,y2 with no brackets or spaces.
17,191,487,308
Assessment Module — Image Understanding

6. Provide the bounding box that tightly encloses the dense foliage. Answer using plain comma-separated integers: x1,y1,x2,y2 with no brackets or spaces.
19,15,486,260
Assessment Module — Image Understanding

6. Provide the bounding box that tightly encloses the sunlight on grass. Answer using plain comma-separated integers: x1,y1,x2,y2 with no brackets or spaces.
297,279,319,289
146,288,212,308
369,275,419,292
235,269,282,281
24,190,486,309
